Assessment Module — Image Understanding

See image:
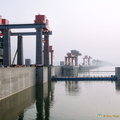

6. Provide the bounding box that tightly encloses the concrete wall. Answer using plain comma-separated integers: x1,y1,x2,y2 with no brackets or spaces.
115,67,120,80
60,66,78,76
73,66,78,77
51,66,55,76
48,66,55,80
54,66,61,76
54,66,78,76
0,67,36,100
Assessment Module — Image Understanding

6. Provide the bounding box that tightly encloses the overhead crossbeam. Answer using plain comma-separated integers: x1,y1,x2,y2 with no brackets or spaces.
10,31,52,36
0,23,46,29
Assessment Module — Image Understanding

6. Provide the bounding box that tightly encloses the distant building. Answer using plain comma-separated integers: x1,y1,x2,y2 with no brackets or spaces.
25,59,31,66
60,61,64,66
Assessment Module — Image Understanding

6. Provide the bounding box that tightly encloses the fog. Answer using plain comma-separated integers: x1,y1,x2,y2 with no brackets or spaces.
1,0,120,65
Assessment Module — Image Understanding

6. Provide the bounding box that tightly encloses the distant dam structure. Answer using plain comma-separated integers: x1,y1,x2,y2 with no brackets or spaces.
79,65,99,72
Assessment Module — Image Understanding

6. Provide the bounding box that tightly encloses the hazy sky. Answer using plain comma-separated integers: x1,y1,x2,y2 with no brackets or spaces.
1,0,120,65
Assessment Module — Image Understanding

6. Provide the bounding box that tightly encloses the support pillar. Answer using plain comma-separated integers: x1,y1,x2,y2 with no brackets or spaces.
3,27,11,66
49,46,53,66
17,35,23,65
36,27,43,65
88,58,90,65
83,58,85,65
65,57,67,65
115,67,120,80
75,57,78,66
51,51,53,65
44,33,49,66
68,57,70,66
71,57,74,66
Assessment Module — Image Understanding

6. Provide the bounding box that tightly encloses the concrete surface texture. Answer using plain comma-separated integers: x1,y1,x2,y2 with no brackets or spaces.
0,67,36,100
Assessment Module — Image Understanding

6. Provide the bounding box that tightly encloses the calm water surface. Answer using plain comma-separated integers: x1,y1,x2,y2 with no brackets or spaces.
1,66,120,120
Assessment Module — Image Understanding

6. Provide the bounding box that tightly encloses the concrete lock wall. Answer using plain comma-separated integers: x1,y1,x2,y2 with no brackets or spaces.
115,67,120,80
54,66,61,76
51,66,55,76
0,67,36,100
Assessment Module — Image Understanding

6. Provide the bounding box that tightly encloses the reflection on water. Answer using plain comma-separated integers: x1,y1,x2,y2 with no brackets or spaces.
18,81,55,120
0,81,55,120
65,81,79,95
115,80,120,91
1,66,120,120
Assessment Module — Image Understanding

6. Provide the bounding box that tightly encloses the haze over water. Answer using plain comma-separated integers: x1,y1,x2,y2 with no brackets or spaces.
1,66,120,120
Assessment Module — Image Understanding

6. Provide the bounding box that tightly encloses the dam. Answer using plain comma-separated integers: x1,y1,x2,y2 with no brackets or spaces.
1,14,120,120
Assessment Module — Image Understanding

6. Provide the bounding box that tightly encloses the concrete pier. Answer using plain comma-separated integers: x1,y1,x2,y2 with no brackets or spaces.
36,67,48,85
61,66,78,76
48,66,55,80
115,67,120,80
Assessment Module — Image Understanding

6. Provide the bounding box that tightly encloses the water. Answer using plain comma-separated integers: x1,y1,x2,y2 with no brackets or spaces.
1,66,120,120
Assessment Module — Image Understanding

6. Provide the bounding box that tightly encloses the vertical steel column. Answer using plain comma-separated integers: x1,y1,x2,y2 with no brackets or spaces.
36,27,43,65
3,27,11,66
44,33,49,66
51,51,53,65
17,35,23,65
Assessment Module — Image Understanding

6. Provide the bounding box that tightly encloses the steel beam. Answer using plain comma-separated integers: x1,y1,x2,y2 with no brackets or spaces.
10,31,52,36
11,32,36,36
43,31,52,35
44,33,49,66
3,27,11,66
0,23,46,29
